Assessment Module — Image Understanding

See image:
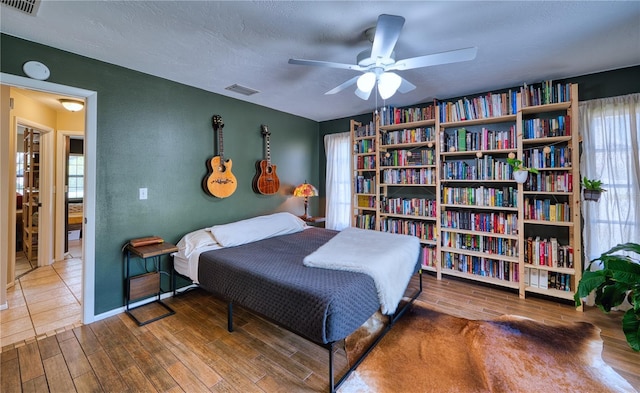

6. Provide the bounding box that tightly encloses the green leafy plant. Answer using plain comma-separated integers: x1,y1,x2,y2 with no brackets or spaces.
582,177,607,192
506,157,539,174
575,242,640,352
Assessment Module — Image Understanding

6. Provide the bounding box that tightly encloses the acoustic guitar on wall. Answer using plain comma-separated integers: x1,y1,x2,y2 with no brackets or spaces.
204,115,237,198
252,124,280,195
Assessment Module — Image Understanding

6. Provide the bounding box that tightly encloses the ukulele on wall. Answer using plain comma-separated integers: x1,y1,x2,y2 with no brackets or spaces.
252,124,280,195
204,115,237,198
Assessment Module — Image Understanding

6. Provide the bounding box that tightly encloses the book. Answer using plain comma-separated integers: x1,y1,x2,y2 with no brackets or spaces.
129,236,164,247
539,270,549,289
457,128,467,151
530,269,539,288
550,238,559,268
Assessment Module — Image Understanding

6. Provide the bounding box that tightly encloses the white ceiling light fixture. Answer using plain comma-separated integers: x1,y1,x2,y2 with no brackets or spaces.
59,99,84,112
356,72,376,93
377,72,402,100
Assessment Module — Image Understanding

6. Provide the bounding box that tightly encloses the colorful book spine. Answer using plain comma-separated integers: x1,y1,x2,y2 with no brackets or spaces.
381,127,435,145
380,218,436,241
440,211,518,235
520,81,572,107
442,186,518,208
441,251,518,282
382,168,436,185
439,90,517,123
381,197,437,217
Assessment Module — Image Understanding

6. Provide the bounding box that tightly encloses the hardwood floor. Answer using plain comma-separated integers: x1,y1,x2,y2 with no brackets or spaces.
2,273,638,392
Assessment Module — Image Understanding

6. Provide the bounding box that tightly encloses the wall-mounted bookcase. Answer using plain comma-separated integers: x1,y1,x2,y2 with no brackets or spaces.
349,82,581,306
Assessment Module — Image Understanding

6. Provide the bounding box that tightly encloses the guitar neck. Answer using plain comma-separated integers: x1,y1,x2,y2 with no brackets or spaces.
265,134,271,165
218,125,225,161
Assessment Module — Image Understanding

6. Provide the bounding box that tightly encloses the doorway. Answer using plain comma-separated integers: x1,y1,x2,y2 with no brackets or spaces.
2,89,85,345
15,126,41,278
0,73,97,338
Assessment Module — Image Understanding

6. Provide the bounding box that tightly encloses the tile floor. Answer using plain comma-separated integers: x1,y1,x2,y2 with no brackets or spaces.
14,249,36,279
1,240,83,348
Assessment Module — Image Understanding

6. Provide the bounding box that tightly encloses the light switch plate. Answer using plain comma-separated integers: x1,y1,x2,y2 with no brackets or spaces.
139,188,147,200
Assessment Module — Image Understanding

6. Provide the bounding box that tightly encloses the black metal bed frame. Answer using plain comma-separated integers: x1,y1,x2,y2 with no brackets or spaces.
222,270,423,393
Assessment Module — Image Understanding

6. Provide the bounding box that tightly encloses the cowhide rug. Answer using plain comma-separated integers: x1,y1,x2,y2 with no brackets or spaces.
341,301,636,393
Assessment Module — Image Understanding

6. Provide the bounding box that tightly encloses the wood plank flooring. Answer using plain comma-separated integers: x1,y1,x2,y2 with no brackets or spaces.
2,273,639,392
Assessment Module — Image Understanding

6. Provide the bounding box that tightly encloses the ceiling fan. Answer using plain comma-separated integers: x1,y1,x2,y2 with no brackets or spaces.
289,14,477,100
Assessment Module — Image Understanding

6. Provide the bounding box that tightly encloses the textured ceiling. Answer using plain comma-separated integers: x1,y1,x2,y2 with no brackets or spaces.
1,1,639,122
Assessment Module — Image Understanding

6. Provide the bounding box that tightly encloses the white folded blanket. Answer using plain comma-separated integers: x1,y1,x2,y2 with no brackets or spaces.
303,227,420,314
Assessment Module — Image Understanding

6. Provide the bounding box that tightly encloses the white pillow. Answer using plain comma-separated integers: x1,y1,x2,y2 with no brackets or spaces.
209,212,306,247
176,228,219,258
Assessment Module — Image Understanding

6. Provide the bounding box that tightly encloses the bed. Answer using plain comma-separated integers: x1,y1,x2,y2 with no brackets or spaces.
67,202,83,235
172,212,422,392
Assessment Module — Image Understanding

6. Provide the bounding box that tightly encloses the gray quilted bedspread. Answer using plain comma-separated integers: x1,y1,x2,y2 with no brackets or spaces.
197,227,381,344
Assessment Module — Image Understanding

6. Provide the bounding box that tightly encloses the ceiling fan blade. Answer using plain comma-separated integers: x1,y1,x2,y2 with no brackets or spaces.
325,75,360,95
288,58,365,71
370,14,405,60
355,87,372,100
397,77,416,94
388,47,478,71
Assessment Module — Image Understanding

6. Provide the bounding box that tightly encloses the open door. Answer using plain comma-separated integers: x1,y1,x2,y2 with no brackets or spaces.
65,136,84,254
64,135,70,253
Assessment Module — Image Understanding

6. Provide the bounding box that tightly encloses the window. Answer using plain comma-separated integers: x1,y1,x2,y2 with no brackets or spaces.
579,93,640,262
16,152,24,195
68,154,84,199
324,132,351,230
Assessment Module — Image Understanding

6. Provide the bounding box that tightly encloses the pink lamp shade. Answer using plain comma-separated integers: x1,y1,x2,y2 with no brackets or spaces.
293,182,318,218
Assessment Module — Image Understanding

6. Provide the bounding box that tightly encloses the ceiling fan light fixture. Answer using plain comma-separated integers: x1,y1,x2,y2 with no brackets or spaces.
377,72,402,99
357,72,376,93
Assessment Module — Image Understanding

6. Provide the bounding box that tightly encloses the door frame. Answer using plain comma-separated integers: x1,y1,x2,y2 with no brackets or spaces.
0,72,97,324
15,120,54,269
56,131,84,262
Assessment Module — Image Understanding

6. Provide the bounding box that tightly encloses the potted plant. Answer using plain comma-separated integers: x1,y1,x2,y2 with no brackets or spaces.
507,157,539,183
574,242,640,352
582,177,606,201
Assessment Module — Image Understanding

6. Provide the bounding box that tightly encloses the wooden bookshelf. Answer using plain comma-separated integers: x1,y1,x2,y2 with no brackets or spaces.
349,82,582,307
350,119,378,230
518,83,581,305
378,112,439,275
22,128,40,264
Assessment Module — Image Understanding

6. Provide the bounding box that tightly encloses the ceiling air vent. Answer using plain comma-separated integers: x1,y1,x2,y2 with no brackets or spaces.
1,0,41,15
225,84,260,96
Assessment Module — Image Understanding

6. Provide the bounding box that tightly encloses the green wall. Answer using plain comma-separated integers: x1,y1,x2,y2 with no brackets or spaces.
1,34,320,314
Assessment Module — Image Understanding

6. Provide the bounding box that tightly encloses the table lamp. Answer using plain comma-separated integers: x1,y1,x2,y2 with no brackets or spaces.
293,181,318,219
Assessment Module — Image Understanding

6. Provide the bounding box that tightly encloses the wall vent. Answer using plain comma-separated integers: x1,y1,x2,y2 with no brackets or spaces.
225,84,260,96
1,0,40,15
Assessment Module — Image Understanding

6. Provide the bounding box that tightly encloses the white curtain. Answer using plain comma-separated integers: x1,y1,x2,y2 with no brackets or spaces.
579,93,640,265
324,132,351,230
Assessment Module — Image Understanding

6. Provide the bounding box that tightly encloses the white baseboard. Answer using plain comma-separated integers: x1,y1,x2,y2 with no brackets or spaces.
92,284,198,322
